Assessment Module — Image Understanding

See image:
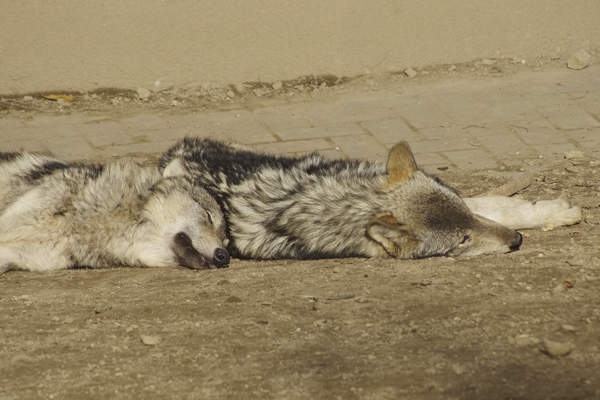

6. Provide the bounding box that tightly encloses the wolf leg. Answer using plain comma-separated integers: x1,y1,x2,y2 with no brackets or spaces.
0,243,68,273
464,196,582,230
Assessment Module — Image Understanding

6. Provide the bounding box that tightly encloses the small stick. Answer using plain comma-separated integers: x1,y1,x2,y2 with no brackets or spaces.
475,170,534,197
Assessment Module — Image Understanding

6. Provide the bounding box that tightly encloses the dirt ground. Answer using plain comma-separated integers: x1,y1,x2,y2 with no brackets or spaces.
1,67,600,400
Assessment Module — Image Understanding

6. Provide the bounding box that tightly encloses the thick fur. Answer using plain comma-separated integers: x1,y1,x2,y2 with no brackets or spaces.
160,138,524,260
0,153,229,274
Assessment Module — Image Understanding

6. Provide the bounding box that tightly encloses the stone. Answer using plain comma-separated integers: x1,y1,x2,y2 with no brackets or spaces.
404,68,417,78
140,335,161,346
564,150,584,159
136,88,151,100
235,83,246,94
542,339,574,356
226,90,236,98
272,81,283,90
567,49,591,70
481,58,495,65
225,296,243,303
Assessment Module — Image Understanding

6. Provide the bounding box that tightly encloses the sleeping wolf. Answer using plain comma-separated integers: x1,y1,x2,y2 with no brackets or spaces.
0,153,229,274
160,138,532,260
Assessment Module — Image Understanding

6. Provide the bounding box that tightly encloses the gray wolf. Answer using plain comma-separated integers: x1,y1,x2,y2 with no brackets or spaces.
0,153,229,274
160,138,532,260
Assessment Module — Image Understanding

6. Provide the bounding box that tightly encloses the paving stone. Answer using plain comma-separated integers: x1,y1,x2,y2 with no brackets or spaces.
197,111,276,144
361,118,422,144
575,92,600,116
443,149,498,170
410,152,448,167
532,143,581,160
293,102,350,125
331,135,388,161
254,107,313,131
339,98,404,122
409,138,473,154
463,123,515,137
139,128,192,142
101,140,178,157
510,125,569,145
0,117,27,131
293,149,344,159
276,122,364,141
79,121,132,148
43,136,95,161
537,106,600,130
0,140,47,153
475,135,536,167
564,127,600,142
394,97,454,129
419,126,466,141
120,114,170,130
256,139,333,155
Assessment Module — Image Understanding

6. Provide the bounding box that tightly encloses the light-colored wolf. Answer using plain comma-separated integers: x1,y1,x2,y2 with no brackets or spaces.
160,138,579,260
0,153,229,274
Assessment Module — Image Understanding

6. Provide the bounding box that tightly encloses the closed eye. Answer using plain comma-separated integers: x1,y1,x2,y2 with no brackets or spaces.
459,235,471,245
206,212,213,225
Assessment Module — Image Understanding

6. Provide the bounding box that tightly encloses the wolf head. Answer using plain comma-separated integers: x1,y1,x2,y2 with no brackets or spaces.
366,142,522,259
141,158,230,270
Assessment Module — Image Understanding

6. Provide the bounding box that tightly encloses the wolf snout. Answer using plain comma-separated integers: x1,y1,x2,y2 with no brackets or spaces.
212,248,230,268
510,231,523,251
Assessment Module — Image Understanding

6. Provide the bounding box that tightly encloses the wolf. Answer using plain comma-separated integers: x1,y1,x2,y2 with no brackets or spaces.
159,137,568,260
0,152,229,274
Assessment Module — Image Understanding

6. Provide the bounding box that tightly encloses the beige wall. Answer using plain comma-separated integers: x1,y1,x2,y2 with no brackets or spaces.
1,1,599,95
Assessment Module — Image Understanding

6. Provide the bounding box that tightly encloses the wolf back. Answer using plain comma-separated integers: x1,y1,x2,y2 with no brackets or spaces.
160,138,522,260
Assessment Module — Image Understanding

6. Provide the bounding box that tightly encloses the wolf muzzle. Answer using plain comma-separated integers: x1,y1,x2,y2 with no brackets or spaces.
510,231,523,251
212,248,230,269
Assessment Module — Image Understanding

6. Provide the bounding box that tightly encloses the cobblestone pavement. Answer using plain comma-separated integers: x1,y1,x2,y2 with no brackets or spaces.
1,66,599,172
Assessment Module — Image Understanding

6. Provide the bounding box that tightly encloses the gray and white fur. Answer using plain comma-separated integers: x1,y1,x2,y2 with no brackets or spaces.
160,138,523,260
0,152,229,274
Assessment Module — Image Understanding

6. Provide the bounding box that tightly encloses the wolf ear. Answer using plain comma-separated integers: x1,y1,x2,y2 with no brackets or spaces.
162,157,187,178
367,215,417,257
387,141,418,183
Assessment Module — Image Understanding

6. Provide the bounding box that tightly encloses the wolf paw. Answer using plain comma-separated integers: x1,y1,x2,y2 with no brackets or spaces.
533,198,582,227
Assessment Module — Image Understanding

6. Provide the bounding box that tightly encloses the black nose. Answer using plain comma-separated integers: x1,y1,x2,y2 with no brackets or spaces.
213,248,230,268
510,231,523,251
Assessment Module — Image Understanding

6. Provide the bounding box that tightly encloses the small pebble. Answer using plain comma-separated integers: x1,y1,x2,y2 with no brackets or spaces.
404,68,417,78
140,335,160,346
567,49,591,70
23,96,34,102
561,324,576,332
226,90,235,98
542,339,573,356
225,296,243,303
136,88,151,100
272,82,283,90
452,363,467,375
235,83,246,94
564,150,584,159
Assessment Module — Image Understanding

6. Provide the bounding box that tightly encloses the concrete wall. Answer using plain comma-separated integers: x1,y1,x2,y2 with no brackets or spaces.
1,1,599,95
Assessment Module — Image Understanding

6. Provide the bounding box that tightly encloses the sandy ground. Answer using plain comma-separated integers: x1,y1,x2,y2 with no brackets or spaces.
1,64,600,399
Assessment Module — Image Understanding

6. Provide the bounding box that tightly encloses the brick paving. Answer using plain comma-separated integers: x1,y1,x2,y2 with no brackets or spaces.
1,66,599,173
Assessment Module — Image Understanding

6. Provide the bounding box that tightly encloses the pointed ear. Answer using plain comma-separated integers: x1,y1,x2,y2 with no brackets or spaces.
387,141,418,184
367,215,417,257
162,157,187,178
